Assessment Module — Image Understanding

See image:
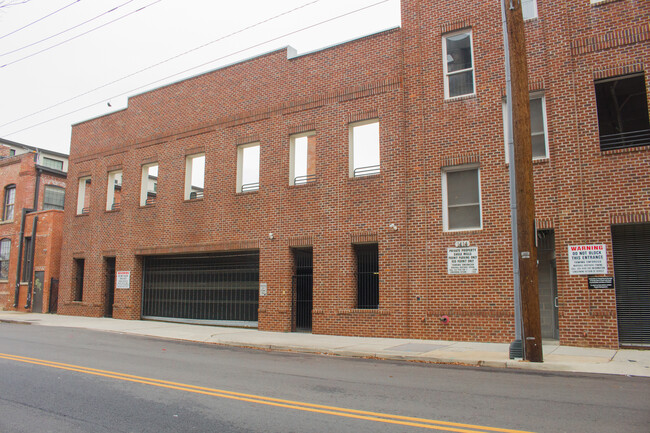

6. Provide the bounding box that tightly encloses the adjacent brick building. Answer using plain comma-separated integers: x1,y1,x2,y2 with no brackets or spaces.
58,0,649,348
1,139,68,313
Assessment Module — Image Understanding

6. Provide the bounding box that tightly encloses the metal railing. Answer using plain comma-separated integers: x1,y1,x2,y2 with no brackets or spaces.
353,164,380,178
189,191,204,199
600,129,650,151
81,207,90,214
241,182,259,192
294,174,317,185
111,202,121,210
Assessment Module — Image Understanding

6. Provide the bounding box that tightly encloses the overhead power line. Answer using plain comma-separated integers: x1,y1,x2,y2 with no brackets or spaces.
0,0,81,40
0,0,137,58
0,0,163,69
0,0,321,129
2,0,390,137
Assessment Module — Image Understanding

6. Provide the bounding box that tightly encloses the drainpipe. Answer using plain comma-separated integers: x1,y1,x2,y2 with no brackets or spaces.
24,216,38,309
12,157,41,307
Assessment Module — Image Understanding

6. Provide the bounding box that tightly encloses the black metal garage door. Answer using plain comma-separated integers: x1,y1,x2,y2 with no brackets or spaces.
612,224,650,347
142,251,259,327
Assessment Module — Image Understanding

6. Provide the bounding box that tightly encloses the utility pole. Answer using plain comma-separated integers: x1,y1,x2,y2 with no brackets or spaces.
502,0,543,362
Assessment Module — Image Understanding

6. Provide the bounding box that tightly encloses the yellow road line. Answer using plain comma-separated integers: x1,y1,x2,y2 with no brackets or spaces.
0,352,535,433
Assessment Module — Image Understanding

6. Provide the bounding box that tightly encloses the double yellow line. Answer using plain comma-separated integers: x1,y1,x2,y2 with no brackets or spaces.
0,352,534,433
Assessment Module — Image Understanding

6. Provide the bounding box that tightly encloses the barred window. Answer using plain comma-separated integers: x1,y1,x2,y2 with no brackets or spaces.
43,185,65,210
0,238,10,280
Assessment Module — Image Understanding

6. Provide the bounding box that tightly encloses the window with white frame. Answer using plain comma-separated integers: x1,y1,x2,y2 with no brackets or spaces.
3,185,15,221
106,170,123,211
43,185,65,210
503,94,549,161
0,238,10,280
442,166,482,231
76,177,91,215
349,120,380,178
140,163,158,206
522,0,537,20
184,154,205,199
443,30,475,99
289,132,316,185
237,143,260,193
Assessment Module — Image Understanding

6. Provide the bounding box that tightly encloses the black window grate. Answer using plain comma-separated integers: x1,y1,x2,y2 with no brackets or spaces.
355,243,379,309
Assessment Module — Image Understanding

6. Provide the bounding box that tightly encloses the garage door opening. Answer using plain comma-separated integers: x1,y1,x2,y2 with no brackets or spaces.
142,251,259,327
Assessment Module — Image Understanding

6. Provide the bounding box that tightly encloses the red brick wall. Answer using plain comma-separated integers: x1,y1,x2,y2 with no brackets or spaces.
59,1,649,348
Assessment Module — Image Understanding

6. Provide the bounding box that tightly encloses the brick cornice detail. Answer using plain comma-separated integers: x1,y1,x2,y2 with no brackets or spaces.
593,62,644,80
441,154,480,168
350,232,378,244
288,235,313,247
535,218,555,230
571,23,650,56
440,19,471,35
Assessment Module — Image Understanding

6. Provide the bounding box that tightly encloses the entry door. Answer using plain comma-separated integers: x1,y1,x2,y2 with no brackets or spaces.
537,230,559,339
292,248,313,332
32,271,45,313
104,257,116,318
612,224,650,347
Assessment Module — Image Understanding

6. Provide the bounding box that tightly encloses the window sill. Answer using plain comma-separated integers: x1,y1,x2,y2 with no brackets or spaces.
349,173,381,182
444,93,477,103
139,204,156,208
75,213,90,217
183,198,204,203
442,228,483,235
104,209,121,214
0,279,8,283
0,219,14,225
533,157,550,165
236,190,259,196
288,181,317,189
591,0,623,7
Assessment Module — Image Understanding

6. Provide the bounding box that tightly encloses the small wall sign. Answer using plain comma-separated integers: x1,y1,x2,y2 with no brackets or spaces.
447,247,478,275
116,271,131,289
588,276,614,290
259,283,267,296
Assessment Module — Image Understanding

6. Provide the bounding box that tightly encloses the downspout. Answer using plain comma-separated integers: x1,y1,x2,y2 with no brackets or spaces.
12,159,41,307
24,216,38,309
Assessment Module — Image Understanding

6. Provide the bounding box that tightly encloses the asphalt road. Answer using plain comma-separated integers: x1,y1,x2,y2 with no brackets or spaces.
0,323,648,433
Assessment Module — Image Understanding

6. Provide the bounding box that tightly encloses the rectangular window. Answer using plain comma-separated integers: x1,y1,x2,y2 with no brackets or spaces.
522,0,537,20
0,239,10,280
443,30,475,99
289,132,316,185
236,143,260,193
22,237,32,282
73,258,85,302
355,243,379,309
349,120,380,178
106,170,123,211
184,154,205,199
43,185,65,210
442,166,482,231
3,185,15,221
42,157,64,171
76,176,91,215
140,163,158,206
9,149,15,157
595,74,650,151
503,95,549,161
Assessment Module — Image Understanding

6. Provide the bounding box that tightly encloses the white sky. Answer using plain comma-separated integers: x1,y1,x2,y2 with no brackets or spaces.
0,0,401,155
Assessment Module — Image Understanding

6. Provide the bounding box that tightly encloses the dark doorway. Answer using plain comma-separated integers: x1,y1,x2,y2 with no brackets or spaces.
537,230,559,339
292,248,313,332
104,257,116,318
32,271,45,313
612,223,650,347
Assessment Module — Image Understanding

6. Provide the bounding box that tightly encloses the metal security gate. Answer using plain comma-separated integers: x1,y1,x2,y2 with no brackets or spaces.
292,248,313,332
612,224,650,347
142,251,259,327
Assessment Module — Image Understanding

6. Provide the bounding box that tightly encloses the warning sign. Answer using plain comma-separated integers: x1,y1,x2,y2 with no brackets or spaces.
568,244,607,275
447,247,478,275
116,271,131,289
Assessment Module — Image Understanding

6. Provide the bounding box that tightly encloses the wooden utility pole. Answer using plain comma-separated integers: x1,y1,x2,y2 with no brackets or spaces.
504,0,543,362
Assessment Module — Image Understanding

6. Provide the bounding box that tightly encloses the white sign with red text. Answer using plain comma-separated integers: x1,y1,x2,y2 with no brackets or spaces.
116,271,131,289
568,244,607,275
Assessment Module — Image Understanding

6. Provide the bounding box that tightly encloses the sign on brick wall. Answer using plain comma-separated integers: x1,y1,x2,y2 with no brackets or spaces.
568,245,607,275
447,247,478,274
116,271,130,289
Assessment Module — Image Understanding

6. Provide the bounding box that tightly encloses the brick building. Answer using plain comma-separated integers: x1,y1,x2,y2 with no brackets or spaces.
58,0,649,348
1,139,68,313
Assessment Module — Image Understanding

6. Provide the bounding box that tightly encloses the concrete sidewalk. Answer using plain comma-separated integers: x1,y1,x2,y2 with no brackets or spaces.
1,311,649,377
